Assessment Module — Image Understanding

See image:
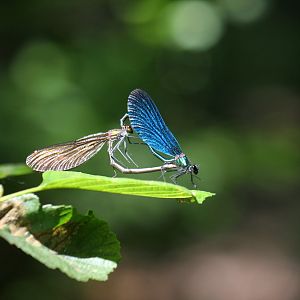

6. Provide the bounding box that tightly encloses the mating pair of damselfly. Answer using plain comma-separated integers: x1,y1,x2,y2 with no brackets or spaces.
26,89,199,187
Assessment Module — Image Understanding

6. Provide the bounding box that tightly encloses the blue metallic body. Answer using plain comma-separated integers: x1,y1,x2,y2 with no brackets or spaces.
128,89,194,168
127,89,199,187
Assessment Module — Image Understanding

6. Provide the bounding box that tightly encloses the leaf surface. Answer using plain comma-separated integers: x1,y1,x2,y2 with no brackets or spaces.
38,171,215,204
0,194,120,282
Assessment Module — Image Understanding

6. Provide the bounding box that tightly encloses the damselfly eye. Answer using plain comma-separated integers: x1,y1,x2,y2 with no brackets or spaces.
126,125,133,133
192,165,199,175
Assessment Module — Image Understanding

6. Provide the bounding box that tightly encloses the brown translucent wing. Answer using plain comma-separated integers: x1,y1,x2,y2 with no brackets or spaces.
26,132,110,171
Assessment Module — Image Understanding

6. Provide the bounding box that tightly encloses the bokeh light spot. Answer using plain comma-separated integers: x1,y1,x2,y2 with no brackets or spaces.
166,1,224,51
221,0,269,23
118,0,163,24
10,41,72,100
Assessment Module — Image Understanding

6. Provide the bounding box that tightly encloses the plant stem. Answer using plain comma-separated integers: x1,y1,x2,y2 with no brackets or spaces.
0,186,42,202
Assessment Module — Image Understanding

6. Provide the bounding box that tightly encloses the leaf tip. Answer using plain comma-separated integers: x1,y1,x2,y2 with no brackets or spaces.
191,190,215,204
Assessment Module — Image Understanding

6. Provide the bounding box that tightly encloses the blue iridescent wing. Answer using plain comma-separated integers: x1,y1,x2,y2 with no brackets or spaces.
128,89,182,157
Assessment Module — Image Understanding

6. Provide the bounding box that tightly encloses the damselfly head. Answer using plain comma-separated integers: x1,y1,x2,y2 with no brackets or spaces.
123,125,133,134
188,164,200,189
189,164,199,175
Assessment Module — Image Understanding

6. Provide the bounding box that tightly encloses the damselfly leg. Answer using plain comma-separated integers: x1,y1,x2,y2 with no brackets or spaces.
120,113,129,127
109,131,139,167
170,169,199,189
108,139,177,175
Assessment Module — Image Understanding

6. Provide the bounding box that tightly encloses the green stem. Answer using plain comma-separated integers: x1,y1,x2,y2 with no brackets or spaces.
0,186,42,202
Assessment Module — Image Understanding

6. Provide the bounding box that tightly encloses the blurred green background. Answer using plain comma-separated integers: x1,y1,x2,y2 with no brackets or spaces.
0,0,299,299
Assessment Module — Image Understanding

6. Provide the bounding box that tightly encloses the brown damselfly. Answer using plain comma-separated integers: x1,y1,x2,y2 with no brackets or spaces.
26,125,177,175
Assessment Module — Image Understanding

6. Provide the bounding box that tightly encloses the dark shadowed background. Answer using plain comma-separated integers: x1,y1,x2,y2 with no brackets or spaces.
0,0,299,299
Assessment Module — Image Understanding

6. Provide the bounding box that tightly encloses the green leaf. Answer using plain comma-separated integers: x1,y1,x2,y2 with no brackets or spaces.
0,171,215,203
0,163,32,179
44,171,215,203
0,194,120,282
40,171,214,203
